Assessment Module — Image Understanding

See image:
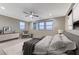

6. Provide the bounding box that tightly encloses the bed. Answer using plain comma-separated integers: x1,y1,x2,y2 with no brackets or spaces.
0,31,77,55
23,34,76,55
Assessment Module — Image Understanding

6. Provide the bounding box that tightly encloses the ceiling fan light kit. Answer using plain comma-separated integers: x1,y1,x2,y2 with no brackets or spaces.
23,8,40,20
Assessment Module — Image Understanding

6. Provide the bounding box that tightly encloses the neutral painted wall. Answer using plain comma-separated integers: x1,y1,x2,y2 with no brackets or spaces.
28,16,65,38
65,4,79,31
65,16,69,31
0,14,65,38
0,15,27,32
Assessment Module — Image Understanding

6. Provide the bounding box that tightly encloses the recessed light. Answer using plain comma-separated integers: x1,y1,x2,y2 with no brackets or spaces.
0,6,5,10
49,13,52,16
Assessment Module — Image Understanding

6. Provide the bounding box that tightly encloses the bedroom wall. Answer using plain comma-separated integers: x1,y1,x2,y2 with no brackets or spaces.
65,15,69,31
0,15,27,32
65,3,79,31
28,16,65,38
65,14,73,31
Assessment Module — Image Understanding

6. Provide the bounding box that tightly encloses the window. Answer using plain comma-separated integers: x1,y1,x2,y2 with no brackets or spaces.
46,21,53,30
20,21,25,31
33,21,53,30
38,22,44,30
33,23,38,30
33,23,36,29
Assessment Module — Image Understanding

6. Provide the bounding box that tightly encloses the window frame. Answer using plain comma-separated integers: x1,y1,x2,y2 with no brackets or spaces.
19,21,26,31
38,22,45,30
33,20,53,31
45,21,53,30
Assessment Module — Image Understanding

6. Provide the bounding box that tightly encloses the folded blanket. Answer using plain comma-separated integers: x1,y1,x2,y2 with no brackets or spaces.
23,38,42,55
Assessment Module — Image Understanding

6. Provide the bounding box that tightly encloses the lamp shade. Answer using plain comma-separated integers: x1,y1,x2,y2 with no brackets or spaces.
58,29,63,34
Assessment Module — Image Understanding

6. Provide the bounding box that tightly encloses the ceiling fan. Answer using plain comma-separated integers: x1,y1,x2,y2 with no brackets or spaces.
23,11,39,19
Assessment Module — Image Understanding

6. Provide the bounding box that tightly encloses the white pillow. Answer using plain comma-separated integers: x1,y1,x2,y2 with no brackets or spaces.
48,34,67,54
51,41,66,50
49,34,66,50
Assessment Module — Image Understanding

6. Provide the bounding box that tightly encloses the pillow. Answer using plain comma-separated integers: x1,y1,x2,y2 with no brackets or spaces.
48,40,67,54
48,34,66,51
51,41,66,50
49,40,67,51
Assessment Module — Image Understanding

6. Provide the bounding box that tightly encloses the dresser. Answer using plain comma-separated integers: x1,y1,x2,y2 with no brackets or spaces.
0,33,19,42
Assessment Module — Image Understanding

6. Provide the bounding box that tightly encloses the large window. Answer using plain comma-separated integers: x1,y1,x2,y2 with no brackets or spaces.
33,21,53,30
38,22,44,30
46,21,53,30
33,23,36,29
20,21,25,31
33,23,38,30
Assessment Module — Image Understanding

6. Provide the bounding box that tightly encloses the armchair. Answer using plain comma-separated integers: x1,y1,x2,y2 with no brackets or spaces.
21,31,33,38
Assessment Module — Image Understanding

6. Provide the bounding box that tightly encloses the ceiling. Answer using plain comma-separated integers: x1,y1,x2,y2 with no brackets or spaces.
0,3,71,22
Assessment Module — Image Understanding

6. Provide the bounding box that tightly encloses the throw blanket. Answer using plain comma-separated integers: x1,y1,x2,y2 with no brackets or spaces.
22,38,42,55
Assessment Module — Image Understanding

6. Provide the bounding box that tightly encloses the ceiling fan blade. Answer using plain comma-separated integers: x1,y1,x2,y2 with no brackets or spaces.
31,12,34,15
25,15,30,17
33,15,39,17
23,10,39,18
23,11,29,14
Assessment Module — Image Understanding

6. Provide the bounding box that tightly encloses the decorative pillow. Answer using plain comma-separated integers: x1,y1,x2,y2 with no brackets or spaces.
48,34,66,51
51,41,66,50
49,40,67,52
48,40,67,54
